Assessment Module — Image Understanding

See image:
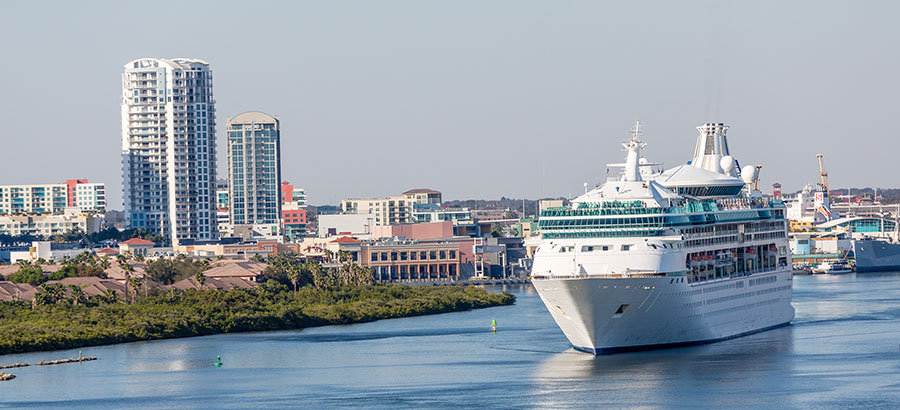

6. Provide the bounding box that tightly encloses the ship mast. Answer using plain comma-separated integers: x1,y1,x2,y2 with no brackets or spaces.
621,121,646,182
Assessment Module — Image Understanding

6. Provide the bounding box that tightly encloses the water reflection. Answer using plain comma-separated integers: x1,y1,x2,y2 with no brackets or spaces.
531,326,796,408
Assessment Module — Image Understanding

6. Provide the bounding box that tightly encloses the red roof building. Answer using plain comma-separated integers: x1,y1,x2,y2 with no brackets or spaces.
120,238,154,245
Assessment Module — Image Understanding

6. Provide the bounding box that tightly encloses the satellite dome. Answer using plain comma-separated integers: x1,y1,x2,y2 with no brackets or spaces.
740,165,758,184
720,156,735,173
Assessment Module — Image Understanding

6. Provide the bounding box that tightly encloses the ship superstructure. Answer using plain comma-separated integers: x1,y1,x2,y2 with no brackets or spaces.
531,122,794,354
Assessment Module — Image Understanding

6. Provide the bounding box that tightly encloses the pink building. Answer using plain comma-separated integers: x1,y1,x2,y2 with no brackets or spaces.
372,221,454,240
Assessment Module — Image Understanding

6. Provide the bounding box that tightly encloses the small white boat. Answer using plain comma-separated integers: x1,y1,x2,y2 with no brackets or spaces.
813,260,853,274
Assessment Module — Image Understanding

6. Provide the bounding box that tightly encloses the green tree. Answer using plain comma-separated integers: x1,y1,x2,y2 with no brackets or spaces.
194,271,206,286
128,277,141,304
33,283,66,307
8,265,45,286
97,289,118,304
67,285,87,306
120,259,135,303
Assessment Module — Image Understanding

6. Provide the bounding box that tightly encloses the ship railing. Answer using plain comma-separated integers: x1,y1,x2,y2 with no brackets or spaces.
530,272,666,280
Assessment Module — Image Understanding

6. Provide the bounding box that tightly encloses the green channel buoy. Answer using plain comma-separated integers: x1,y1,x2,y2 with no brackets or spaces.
491,319,497,332
215,356,222,367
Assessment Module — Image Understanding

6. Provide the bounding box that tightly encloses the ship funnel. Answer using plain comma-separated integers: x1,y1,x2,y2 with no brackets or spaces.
691,123,736,176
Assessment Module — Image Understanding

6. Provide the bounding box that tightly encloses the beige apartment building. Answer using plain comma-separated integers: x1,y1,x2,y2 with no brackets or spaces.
341,189,441,226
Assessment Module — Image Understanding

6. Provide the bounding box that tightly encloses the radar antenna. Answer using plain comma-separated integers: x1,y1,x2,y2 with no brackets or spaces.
630,120,643,141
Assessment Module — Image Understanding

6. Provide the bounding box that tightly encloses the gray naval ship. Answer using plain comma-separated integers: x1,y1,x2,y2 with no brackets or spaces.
851,239,900,272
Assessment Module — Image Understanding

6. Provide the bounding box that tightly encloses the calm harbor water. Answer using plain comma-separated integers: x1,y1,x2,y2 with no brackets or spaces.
2,274,900,409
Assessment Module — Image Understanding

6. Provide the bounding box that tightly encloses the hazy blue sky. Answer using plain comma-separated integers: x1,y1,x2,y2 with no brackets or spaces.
2,1,898,208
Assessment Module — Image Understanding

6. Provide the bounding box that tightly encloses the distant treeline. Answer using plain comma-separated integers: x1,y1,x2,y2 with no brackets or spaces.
0,284,515,355
443,197,568,216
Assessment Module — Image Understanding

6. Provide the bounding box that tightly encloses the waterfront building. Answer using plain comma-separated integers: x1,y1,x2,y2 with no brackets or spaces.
412,203,472,223
226,111,282,231
371,221,454,240
281,182,308,241
282,202,308,241
217,209,232,237
0,184,67,215
360,238,461,282
121,58,218,245
118,237,154,257
281,182,307,208
318,214,374,239
0,180,105,215
216,182,230,211
341,189,442,226
215,180,231,237
402,189,442,205
0,211,104,237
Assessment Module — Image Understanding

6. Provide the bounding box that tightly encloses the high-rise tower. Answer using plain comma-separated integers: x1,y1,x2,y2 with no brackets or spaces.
226,111,282,229
121,58,217,244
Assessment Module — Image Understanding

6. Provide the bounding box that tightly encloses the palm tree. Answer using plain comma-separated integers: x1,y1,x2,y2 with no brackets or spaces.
68,285,87,306
128,276,141,304
101,288,118,304
194,271,206,287
33,283,66,307
121,261,134,304
287,264,301,292
98,257,111,270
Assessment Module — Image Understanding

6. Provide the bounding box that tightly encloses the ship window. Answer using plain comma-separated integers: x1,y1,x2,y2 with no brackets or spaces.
621,244,632,251
614,304,630,317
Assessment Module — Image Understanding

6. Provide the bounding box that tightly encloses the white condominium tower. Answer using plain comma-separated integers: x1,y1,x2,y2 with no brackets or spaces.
121,58,217,244
226,111,282,228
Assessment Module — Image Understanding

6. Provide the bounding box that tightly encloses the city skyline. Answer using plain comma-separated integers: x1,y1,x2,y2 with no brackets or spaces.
2,1,899,209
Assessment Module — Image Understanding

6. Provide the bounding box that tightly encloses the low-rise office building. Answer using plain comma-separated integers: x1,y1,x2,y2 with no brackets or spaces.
360,239,461,282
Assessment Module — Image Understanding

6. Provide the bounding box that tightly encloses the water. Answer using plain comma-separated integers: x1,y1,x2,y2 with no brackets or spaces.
2,273,900,409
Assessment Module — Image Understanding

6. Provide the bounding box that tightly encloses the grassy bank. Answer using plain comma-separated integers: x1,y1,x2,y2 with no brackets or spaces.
0,284,515,355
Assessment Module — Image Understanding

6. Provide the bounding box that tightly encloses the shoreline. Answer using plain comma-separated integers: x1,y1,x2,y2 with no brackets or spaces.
0,284,515,356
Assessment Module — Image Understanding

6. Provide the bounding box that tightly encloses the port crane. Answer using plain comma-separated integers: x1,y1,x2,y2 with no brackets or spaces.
816,154,829,196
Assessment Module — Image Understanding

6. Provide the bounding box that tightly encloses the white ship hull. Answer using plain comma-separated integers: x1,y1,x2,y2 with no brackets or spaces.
532,270,795,354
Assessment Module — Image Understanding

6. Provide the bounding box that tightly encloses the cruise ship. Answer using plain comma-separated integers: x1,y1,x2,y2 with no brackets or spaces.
531,122,794,354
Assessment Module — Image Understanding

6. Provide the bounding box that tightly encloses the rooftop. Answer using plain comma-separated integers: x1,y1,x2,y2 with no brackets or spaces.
403,189,441,195
120,238,154,245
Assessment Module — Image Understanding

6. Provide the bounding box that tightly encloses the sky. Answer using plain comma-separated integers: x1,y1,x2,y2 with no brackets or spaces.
1,0,898,208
